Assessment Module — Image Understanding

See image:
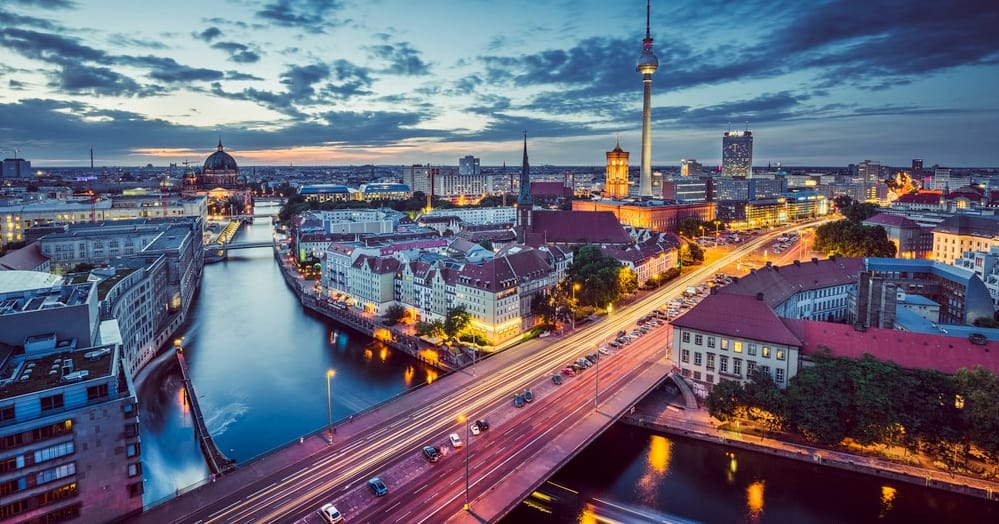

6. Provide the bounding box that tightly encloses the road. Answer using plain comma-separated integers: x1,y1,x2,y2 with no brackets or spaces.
140,220,826,524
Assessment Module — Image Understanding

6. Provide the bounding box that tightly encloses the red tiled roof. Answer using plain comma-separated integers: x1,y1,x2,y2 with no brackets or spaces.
671,293,803,347
526,210,630,245
531,181,571,198
790,319,999,375
864,213,918,228
719,257,863,307
895,191,942,204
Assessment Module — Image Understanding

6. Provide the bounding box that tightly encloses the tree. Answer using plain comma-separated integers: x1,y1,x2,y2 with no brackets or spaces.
443,305,472,342
813,220,896,257
414,319,444,338
677,217,707,238
848,355,908,445
706,379,745,422
383,304,408,326
743,369,788,431
954,366,999,458
565,245,628,309
787,357,854,445
618,266,638,296
680,241,704,266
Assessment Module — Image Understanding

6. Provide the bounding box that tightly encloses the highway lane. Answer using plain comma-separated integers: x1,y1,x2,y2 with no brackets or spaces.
163,220,827,523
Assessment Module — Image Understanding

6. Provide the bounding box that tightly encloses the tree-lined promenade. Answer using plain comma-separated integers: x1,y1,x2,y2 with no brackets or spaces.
706,353,999,481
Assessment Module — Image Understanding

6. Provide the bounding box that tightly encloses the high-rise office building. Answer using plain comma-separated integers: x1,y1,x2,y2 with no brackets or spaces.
722,130,753,177
605,140,630,199
858,159,881,202
458,155,480,176
681,159,702,177
636,0,658,197
912,158,923,174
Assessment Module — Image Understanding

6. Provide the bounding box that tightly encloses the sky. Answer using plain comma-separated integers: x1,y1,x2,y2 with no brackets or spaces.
1,0,998,168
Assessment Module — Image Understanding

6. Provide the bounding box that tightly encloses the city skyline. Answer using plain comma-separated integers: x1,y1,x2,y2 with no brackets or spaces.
1,0,998,168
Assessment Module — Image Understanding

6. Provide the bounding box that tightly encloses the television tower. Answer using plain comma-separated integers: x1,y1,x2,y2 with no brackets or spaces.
636,0,659,198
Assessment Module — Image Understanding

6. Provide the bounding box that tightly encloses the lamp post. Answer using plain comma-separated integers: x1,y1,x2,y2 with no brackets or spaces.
571,282,581,331
594,345,600,410
458,414,470,510
326,369,335,444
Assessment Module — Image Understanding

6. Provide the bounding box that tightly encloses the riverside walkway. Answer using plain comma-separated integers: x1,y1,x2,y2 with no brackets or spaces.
174,344,237,476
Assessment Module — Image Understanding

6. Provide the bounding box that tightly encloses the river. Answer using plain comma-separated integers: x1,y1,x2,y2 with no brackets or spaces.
138,205,996,521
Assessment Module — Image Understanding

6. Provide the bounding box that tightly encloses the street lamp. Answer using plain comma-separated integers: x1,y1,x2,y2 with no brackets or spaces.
571,282,581,331
594,345,600,410
326,369,335,444
457,414,470,510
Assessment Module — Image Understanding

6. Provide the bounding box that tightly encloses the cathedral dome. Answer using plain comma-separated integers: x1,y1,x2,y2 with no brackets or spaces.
203,140,238,173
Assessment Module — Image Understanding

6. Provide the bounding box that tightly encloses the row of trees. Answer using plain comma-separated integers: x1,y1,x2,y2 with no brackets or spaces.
706,353,999,462
812,196,896,257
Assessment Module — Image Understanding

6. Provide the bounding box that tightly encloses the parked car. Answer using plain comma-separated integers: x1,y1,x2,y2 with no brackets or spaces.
476,419,490,431
449,433,463,448
422,446,441,463
368,477,388,497
513,393,525,408
318,503,344,523
598,346,610,355
523,389,534,403
470,423,480,436
552,373,563,385
562,367,576,377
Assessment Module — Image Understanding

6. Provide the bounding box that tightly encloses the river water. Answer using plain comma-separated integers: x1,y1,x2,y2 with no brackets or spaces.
138,205,996,521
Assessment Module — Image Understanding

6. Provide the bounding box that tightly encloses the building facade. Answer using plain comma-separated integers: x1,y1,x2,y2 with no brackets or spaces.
721,130,753,177
604,141,630,200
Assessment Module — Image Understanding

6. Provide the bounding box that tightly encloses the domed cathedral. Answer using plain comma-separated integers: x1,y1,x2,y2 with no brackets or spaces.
182,139,254,217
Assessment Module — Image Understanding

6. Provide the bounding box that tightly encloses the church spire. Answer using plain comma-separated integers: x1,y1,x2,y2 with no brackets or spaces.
516,132,534,243
517,131,533,205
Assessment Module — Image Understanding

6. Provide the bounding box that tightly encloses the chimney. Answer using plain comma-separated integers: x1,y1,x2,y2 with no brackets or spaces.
756,292,764,301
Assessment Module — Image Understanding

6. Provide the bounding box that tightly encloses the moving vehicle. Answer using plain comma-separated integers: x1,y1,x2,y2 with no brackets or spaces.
368,477,388,497
562,366,576,377
513,393,525,408
552,373,563,385
523,389,534,403
470,423,480,436
318,503,343,523
422,446,441,463
476,419,490,431
449,433,463,448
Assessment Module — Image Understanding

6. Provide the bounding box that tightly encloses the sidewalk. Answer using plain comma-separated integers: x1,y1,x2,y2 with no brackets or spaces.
624,384,999,502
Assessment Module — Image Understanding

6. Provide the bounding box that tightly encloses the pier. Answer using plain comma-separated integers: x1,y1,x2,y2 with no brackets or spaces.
174,342,237,476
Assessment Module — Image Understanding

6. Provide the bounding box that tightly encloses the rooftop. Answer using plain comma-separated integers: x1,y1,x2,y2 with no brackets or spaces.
0,343,116,398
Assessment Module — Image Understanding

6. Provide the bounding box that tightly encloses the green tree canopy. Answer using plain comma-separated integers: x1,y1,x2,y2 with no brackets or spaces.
565,245,630,309
813,220,896,257
443,305,472,341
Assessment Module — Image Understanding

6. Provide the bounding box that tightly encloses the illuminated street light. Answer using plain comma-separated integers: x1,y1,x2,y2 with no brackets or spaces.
326,369,335,444
457,414,470,510
571,282,582,331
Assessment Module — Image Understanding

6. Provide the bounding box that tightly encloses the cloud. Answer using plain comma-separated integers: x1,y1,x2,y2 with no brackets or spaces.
255,0,346,32
0,27,106,64
124,55,225,83
7,0,76,8
108,32,168,50
50,62,151,96
365,38,430,76
196,26,222,42
211,41,261,63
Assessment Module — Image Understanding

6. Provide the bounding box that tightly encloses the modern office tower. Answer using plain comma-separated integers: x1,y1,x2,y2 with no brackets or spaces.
932,167,952,191
458,156,480,176
605,140,630,199
721,130,753,177
858,159,881,201
912,158,923,174
681,159,702,177
2,157,30,179
516,133,533,243
0,272,143,522
636,0,658,198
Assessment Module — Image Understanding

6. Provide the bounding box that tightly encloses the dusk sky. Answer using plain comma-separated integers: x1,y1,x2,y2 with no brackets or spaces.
2,0,998,168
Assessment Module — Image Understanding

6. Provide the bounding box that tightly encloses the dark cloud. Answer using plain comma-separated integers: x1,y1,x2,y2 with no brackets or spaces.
108,33,168,50
211,41,261,63
9,79,27,89
0,27,106,64
0,7,61,30
124,55,225,83
51,62,150,96
225,70,264,81
255,0,345,32
7,0,75,8
365,40,430,76
196,26,222,42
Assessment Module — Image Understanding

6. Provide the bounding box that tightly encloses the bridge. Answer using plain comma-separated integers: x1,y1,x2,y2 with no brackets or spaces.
136,225,820,523
204,240,277,263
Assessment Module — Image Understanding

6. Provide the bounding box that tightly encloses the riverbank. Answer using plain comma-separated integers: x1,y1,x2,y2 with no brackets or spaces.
272,242,457,372
623,383,999,502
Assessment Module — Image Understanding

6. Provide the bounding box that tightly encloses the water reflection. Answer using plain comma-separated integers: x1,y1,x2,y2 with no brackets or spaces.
745,480,765,522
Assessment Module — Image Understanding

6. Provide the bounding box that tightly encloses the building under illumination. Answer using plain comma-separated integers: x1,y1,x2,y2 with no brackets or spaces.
721,130,753,177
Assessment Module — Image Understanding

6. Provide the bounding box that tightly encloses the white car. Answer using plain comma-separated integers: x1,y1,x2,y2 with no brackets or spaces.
449,432,463,448
318,503,343,523
470,423,480,436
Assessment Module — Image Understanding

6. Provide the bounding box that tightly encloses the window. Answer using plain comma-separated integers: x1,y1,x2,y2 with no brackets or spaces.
40,395,64,412
733,341,743,353
747,361,757,374
706,354,715,370
86,384,108,401
693,371,701,380
720,339,729,351
720,355,729,373
681,349,689,363
694,334,703,345
0,405,13,422
760,365,771,378
775,368,785,383
34,441,74,464
748,344,757,356
127,462,142,478
36,463,75,485
762,346,771,358
776,349,785,361
706,374,714,384
682,332,690,343
707,337,716,348
694,352,703,366
733,358,742,376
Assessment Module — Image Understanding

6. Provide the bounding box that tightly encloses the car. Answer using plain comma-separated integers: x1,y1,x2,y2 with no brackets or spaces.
318,503,343,523
513,393,525,408
422,445,441,463
368,477,388,496
523,389,534,403
617,330,627,338
476,419,490,431
449,432,463,448
562,367,576,377
552,373,563,385
598,347,609,355
470,423,480,436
